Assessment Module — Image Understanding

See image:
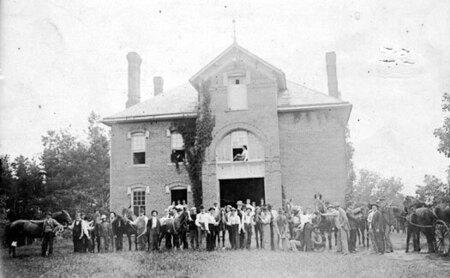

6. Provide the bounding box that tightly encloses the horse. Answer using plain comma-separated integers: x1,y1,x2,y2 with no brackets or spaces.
5,210,72,257
158,210,188,250
403,197,436,253
354,205,369,247
313,194,337,249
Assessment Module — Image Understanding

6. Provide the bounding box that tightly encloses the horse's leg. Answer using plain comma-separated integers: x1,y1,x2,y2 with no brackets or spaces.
334,228,338,246
426,229,435,253
405,227,410,253
127,234,132,251
356,227,361,246
361,227,366,247
134,233,138,251
328,230,332,250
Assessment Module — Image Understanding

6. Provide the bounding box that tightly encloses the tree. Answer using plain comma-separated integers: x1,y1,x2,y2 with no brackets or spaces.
352,169,405,207
175,83,215,208
434,92,450,183
415,175,450,205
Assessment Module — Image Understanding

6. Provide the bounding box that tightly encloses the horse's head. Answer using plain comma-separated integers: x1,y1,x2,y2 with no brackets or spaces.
54,210,72,226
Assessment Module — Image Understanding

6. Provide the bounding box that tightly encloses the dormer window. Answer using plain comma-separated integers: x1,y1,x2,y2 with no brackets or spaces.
227,73,248,111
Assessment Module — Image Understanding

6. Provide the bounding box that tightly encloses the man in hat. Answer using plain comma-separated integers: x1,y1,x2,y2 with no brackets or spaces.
188,207,199,249
311,225,325,252
242,206,254,249
195,206,207,249
236,200,245,248
346,202,358,253
41,211,63,257
227,207,241,249
131,209,148,251
205,207,217,251
147,210,160,251
97,214,111,252
366,203,378,253
371,203,385,254
378,198,394,253
322,202,350,255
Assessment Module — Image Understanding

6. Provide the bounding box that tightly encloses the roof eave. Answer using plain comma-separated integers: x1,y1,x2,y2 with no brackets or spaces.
101,112,198,126
277,102,352,112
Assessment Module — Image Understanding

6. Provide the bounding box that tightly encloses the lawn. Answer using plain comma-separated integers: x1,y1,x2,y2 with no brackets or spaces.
1,233,449,278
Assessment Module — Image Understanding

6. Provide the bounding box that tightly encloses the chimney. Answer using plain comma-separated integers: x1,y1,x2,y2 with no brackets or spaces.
325,52,340,99
153,76,164,96
126,52,142,108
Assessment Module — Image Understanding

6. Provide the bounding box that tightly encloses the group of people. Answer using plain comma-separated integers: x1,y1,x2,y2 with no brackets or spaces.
39,196,396,257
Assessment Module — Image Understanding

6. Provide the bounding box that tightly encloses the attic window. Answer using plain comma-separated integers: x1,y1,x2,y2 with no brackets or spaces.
227,74,248,111
235,79,240,85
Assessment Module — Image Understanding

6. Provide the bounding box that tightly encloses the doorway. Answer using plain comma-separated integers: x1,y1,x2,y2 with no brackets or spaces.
219,178,265,207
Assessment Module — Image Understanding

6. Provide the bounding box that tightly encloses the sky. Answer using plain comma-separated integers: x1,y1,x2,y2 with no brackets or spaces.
1,0,450,195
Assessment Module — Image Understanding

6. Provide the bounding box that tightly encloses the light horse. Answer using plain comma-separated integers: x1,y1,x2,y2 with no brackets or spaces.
313,194,337,249
158,210,188,250
5,210,72,257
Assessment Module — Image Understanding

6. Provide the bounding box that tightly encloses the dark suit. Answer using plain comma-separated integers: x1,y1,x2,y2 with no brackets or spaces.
372,210,385,254
147,217,160,251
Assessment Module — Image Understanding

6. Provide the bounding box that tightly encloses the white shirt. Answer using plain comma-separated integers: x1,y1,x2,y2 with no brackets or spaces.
195,212,207,229
204,213,216,231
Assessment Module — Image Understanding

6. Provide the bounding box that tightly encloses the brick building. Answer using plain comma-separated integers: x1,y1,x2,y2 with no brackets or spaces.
102,42,352,216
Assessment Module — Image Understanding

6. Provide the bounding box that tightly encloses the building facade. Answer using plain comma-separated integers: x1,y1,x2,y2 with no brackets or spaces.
103,43,352,216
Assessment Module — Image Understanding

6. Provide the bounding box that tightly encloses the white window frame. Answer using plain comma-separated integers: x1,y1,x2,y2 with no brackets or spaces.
131,189,146,216
131,132,146,165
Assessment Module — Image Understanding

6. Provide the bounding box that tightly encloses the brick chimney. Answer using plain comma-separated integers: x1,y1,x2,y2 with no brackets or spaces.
126,52,142,108
325,52,340,99
153,76,164,96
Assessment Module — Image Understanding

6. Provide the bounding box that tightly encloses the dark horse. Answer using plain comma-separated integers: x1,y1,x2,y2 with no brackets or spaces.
403,196,436,253
313,194,337,249
5,210,72,257
354,205,369,247
158,211,188,250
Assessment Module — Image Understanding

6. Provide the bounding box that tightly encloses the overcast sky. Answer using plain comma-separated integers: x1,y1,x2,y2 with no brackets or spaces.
1,0,450,194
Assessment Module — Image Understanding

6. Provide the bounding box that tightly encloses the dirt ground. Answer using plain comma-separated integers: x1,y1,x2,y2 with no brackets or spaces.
1,232,449,278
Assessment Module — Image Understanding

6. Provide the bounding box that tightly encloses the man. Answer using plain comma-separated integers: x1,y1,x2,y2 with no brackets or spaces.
227,207,241,249
346,202,358,253
371,203,385,254
311,225,325,252
109,212,116,251
195,206,207,249
111,212,123,251
69,212,83,253
205,207,217,251
366,205,378,253
147,210,161,251
379,198,394,253
41,211,63,257
242,206,254,249
98,215,111,252
132,209,148,251
236,201,246,249
301,208,315,252
322,202,350,255
188,207,199,249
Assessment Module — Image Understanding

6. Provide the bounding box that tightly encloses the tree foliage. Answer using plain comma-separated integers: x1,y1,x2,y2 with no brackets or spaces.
174,83,215,208
415,175,450,205
352,169,405,207
0,111,110,220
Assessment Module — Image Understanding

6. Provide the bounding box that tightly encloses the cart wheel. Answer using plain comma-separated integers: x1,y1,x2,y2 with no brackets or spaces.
435,221,449,256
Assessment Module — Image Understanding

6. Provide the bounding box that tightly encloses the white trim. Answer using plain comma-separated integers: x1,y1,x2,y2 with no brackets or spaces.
277,102,351,112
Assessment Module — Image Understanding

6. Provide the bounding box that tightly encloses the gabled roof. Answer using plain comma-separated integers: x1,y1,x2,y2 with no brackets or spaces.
189,42,287,91
102,83,198,125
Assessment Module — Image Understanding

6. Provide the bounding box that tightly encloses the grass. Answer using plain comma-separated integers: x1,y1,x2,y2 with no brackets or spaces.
1,233,449,278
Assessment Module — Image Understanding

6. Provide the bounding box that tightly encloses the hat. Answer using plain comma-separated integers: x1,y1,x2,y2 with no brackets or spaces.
370,203,379,208
151,210,159,215
45,211,52,216
101,215,107,220
236,200,243,206
231,207,237,211
190,207,196,211
208,207,215,212
245,206,252,211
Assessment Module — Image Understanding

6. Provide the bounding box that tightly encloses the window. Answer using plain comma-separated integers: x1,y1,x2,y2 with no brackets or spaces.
216,130,264,162
131,133,146,164
170,132,185,163
132,190,146,216
227,73,247,111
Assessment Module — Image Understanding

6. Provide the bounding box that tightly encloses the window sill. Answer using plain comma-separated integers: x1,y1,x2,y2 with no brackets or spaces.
216,159,264,164
167,162,189,166
130,164,150,168
225,109,248,112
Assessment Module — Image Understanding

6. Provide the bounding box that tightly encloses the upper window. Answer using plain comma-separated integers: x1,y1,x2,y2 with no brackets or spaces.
170,132,185,163
131,132,146,164
132,190,146,216
227,73,248,111
216,130,264,162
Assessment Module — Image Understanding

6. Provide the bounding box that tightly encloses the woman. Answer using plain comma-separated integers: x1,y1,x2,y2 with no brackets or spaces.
260,206,272,249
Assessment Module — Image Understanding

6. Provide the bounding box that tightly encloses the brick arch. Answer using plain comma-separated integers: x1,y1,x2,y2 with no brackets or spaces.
207,122,270,161
164,181,191,194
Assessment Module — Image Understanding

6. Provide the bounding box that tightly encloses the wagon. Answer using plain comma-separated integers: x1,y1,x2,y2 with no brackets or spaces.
434,219,450,256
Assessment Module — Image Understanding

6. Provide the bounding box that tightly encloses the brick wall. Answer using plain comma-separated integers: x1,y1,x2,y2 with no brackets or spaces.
110,121,191,215
278,109,348,208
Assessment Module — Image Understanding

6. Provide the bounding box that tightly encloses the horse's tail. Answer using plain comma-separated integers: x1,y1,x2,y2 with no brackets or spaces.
3,223,11,248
